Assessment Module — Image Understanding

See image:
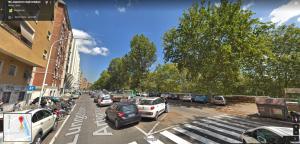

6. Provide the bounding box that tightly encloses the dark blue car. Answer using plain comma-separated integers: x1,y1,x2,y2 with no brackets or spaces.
194,95,209,103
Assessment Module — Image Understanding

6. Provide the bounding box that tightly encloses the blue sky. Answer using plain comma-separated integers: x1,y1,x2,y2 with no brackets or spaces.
66,0,300,82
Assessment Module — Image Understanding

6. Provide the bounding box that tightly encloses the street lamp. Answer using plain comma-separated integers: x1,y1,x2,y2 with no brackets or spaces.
38,37,91,107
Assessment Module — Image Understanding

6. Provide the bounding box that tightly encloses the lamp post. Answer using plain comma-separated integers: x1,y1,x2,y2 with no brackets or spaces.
38,37,91,107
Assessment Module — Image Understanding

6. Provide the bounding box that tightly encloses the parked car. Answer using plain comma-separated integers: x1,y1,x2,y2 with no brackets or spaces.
194,95,209,103
94,94,100,103
72,92,81,99
161,93,170,99
169,94,179,100
98,95,113,106
181,94,192,102
138,97,166,121
241,126,300,144
212,96,226,105
105,102,141,129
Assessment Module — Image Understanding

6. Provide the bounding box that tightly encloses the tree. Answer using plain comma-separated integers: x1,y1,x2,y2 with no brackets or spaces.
127,34,157,90
91,70,111,90
163,0,272,95
107,57,130,90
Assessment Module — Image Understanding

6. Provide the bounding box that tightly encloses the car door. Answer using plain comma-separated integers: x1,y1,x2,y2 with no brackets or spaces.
159,98,165,113
41,110,54,132
32,113,42,140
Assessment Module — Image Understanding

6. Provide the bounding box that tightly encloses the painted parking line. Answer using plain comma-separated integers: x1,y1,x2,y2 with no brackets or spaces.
128,141,138,144
49,104,77,144
135,126,147,136
148,113,168,135
160,130,191,144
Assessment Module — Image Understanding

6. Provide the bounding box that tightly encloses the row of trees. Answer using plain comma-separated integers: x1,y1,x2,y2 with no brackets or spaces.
92,0,299,97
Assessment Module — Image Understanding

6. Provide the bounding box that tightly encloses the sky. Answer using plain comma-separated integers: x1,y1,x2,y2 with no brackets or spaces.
65,0,300,83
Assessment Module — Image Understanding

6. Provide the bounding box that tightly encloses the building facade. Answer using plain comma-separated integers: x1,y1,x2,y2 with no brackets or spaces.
0,20,53,111
64,38,81,91
31,0,72,99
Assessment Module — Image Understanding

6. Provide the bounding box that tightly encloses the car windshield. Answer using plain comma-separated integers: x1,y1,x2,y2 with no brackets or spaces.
140,99,153,105
121,105,137,114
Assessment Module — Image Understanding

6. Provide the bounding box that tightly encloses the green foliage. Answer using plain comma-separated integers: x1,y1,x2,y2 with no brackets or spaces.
127,34,157,90
91,70,111,90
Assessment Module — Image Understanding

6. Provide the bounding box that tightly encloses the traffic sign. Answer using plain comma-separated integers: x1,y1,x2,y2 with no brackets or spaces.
27,86,36,91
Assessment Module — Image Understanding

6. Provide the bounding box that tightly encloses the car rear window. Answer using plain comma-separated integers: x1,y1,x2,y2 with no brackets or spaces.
140,100,153,105
215,96,223,100
103,97,110,100
121,105,137,114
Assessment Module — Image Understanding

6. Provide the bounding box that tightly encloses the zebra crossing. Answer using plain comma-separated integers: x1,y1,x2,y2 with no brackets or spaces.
129,115,280,144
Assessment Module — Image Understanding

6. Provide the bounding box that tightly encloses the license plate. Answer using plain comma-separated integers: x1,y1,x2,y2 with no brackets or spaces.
128,114,135,117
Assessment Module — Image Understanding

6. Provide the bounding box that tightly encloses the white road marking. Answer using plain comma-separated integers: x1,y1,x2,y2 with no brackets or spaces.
222,115,265,126
148,113,168,135
193,121,241,138
160,130,192,144
146,135,165,144
214,116,261,127
206,117,251,129
184,124,241,143
49,104,77,144
67,134,79,144
151,125,179,135
135,126,148,136
173,127,219,144
128,141,138,144
199,118,246,132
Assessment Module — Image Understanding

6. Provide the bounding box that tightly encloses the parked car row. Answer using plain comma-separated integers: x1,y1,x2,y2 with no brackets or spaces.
160,93,226,105
90,92,168,129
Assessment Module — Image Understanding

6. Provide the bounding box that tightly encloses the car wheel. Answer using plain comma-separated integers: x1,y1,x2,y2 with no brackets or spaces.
115,119,120,129
33,133,42,144
154,112,159,121
52,121,58,131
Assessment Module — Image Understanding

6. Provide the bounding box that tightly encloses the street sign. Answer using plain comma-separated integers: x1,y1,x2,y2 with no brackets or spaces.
27,86,36,91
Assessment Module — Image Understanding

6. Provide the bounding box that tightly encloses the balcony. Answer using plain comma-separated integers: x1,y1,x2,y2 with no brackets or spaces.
0,21,34,48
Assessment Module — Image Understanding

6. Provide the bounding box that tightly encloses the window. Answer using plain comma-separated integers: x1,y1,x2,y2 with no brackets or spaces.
0,60,3,74
43,50,48,60
255,129,283,144
8,65,17,76
42,110,52,118
23,68,31,79
2,92,11,103
18,92,25,101
32,111,44,123
47,31,51,40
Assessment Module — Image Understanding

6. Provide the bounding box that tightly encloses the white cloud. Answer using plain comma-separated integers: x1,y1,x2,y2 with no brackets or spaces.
298,17,300,22
259,17,263,21
242,2,254,10
270,0,300,25
72,29,109,56
117,7,126,12
94,10,99,16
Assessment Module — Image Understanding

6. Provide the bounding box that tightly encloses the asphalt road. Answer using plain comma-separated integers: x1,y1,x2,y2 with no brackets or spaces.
46,94,291,144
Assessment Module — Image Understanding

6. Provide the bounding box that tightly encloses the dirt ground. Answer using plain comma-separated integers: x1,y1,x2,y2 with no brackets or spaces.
215,103,258,116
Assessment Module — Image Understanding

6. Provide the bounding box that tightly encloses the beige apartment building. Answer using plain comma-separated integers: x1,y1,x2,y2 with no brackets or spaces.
0,20,53,111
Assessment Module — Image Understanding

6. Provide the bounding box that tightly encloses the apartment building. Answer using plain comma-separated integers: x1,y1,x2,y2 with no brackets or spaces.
64,38,81,91
31,0,72,99
0,20,53,111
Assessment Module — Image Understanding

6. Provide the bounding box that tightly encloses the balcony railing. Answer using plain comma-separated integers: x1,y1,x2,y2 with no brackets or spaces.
0,22,33,48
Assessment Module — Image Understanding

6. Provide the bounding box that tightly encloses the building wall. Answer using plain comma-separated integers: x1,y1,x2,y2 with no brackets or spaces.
31,2,72,96
66,40,80,90
0,21,53,67
0,20,53,111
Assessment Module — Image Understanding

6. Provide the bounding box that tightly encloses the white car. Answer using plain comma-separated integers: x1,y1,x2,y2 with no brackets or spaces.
98,95,113,106
213,96,226,105
241,126,300,144
181,94,192,102
138,97,166,121
24,109,57,144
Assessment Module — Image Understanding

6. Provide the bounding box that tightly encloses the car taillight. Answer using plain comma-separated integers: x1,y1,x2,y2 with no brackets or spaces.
150,106,155,110
118,112,125,118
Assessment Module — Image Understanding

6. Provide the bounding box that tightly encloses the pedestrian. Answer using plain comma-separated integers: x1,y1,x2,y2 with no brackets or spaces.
164,98,169,113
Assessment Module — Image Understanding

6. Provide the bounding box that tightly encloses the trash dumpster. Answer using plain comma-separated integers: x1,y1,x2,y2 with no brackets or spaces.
255,97,289,120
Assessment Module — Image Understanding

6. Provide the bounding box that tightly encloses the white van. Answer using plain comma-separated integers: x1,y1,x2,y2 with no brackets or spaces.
213,96,226,105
